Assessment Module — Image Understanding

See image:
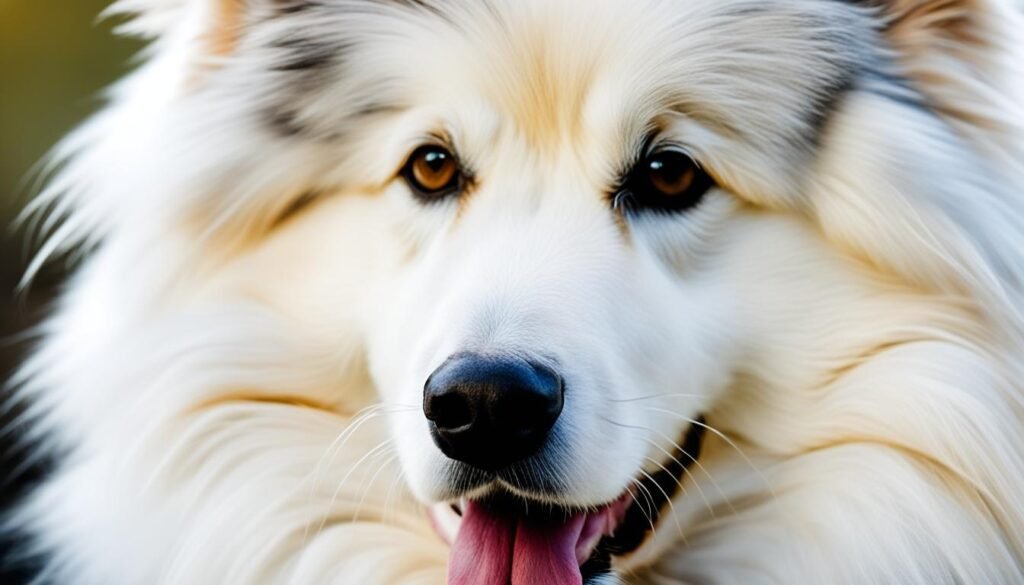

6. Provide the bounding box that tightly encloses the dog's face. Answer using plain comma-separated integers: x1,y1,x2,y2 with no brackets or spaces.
363,0,764,506
271,0,874,577
163,0,943,579
344,2,853,488
47,0,1023,582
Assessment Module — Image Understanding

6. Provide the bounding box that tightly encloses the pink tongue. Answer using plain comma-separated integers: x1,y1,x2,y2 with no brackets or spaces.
447,502,515,585
448,501,585,585
512,512,585,585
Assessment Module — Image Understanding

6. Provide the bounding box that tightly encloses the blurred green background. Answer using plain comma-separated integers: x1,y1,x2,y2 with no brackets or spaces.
0,0,140,357
1,0,140,246
1,4,142,573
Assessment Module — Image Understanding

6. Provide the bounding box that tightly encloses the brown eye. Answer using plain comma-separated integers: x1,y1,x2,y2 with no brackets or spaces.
618,150,713,214
402,145,461,200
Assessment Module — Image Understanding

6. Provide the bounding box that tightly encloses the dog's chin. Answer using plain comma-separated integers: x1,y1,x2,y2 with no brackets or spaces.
427,419,706,584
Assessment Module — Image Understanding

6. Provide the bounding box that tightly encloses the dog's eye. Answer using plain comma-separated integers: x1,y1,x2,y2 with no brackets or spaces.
402,145,461,200
619,150,713,213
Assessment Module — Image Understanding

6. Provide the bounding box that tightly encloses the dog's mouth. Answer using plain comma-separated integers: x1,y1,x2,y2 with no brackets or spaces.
429,419,706,584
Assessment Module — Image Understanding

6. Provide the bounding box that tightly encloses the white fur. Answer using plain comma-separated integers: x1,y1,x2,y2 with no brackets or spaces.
8,0,1024,583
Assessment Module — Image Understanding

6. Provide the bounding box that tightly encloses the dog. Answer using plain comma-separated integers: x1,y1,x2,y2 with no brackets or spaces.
6,0,1024,583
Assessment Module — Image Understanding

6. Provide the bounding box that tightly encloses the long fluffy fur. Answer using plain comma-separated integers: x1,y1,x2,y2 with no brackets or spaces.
7,0,1024,583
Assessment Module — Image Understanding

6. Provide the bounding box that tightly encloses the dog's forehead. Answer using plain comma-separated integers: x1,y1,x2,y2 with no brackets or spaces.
257,0,873,197
371,0,868,152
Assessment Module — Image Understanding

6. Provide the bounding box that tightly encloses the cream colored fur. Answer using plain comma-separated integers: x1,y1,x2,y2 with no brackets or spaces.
8,0,1024,583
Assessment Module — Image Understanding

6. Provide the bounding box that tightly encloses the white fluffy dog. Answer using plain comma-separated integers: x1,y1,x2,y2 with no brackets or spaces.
7,0,1024,583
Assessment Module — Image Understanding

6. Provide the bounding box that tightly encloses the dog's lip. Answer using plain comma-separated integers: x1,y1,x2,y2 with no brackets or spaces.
428,492,632,565
428,417,707,566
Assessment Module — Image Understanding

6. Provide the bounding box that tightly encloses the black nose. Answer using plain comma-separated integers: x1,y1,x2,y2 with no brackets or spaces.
423,353,564,471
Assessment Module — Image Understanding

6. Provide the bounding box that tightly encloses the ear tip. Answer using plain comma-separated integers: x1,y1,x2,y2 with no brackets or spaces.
100,0,190,39
103,0,267,45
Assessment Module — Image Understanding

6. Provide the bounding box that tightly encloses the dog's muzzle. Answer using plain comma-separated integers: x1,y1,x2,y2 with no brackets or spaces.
421,351,707,584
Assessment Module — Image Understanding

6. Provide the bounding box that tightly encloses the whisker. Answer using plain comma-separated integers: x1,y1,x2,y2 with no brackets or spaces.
383,464,407,526
642,425,736,515
641,452,715,522
507,467,524,494
608,392,704,403
601,414,720,517
353,452,399,523
636,465,686,539
642,407,775,496
629,477,658,535
307,439,394,544
308,405,388,483
304,404,412,511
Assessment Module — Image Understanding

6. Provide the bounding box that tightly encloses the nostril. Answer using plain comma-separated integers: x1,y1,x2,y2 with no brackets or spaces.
426,390,473,431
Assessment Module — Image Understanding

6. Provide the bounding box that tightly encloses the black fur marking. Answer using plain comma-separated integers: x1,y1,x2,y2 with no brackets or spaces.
387,0,451,20
265,100,402,141
266,107,310,138
275,0,451,19
265,29,353,138
270,35,343,73
350,102,407,119
860,68,931,112
805,64,861,148
0,398,57,585
261,1,452,139
275,0,323,16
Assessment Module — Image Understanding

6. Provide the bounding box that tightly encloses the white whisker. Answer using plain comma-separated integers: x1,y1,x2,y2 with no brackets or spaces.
353,452,399,523
636,465,687,538
307,439,394,544
642,407,775,497
629,477,658,536
304,404,412,512
645,427,737,515
608,392,705,404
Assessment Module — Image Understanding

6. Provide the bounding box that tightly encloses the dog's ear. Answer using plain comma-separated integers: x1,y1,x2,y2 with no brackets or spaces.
866,0,999,49
107,0,325,92
108,0,299,55
860,0,1021,111
814,1,1024,320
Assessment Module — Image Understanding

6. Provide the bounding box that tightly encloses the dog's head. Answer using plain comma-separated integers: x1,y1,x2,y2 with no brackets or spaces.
40,0,1024,582
273,3,868,575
